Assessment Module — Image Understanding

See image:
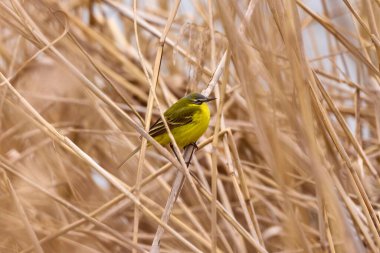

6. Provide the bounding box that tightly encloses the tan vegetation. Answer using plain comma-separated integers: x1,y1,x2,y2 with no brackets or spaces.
1,0,380,252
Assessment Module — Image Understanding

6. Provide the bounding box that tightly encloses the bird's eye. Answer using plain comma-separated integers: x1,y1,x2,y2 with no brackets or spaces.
194,99,202,105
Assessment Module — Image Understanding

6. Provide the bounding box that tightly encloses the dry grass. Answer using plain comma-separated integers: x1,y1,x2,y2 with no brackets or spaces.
1,0,380,252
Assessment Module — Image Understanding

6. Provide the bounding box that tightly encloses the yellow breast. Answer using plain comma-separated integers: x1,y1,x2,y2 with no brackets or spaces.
153,103,211,148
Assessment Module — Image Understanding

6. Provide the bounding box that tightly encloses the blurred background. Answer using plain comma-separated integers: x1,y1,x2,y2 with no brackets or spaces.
1,0,380,252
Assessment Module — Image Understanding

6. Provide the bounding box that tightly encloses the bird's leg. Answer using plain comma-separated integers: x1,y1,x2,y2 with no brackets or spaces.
185,142,198,166
170,143,181,162
170,142,198,167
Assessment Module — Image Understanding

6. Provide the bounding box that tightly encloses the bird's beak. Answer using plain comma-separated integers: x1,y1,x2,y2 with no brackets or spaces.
204,97,216,102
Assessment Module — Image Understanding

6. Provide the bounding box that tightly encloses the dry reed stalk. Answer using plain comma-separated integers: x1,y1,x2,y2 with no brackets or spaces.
131,1,182,252
3,173,44,253
149,51,238,253
3,0,380,252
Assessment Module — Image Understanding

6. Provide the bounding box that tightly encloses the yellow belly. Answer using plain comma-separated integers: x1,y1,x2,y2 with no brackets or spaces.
153,103,210,148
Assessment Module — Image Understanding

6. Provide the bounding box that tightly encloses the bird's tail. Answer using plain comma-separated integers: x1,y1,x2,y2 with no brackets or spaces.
117,145,141,170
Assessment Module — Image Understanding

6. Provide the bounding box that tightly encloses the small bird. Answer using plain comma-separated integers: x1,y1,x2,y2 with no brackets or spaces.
124,93,215,162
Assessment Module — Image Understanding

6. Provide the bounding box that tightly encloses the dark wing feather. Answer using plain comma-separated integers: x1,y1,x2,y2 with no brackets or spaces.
149,106,196,138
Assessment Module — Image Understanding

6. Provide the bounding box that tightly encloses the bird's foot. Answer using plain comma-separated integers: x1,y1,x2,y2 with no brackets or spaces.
189,142,199,151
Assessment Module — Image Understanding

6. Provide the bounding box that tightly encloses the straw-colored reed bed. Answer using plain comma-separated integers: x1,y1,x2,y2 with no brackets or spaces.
1,0,380,252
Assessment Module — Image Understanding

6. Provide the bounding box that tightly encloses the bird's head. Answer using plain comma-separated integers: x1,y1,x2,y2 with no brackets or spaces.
186,93,216,105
